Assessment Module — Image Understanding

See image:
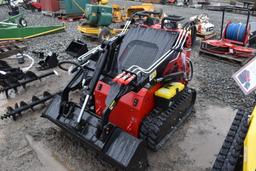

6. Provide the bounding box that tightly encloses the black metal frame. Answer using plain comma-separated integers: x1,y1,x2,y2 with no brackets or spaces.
1,91,54,120
0,71,55,98
42,26,194,170
42,94,148,170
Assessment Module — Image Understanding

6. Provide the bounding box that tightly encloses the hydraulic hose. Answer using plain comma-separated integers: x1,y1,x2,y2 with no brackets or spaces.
187,59,193,81
7,53,35,72
22,54,34,72
128,24,191,74
226,23,246,42
130,24,190,73
58,61,85,73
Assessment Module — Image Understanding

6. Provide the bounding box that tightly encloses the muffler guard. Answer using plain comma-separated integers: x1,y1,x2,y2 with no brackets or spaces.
42,95,148,170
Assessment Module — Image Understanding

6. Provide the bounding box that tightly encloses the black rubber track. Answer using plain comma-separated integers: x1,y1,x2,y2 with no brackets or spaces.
212,110,249,171
140,87,196,151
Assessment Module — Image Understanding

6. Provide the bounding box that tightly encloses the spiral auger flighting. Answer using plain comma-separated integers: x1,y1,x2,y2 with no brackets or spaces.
0,71,55,98
0,91,55,120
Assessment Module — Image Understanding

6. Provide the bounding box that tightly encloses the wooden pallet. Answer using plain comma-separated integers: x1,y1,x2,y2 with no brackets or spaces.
199,49,252,65
0,40,17,46
196,32,216,40
57,15,84,22
0,42,27,58
42,11,60,17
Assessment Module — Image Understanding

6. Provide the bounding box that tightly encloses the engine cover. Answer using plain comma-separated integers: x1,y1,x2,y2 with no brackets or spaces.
94,81,160,137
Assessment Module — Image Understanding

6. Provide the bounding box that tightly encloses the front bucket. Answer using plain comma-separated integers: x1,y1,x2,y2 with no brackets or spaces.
65,40,88,58
42,95,148,170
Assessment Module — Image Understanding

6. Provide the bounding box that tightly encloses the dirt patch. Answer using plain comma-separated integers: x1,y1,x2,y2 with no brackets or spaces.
25,134,70,171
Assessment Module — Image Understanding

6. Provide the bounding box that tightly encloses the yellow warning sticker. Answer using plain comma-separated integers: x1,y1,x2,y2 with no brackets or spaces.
149,70,157,81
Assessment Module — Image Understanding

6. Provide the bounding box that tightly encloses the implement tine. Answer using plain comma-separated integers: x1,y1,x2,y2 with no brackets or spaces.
6,106,16,120
32,95,40,103
21,83,26,90
25,71,38,80
1,72,54,97
14,103,19,109
14,103,22,117
6,106,14,114
43,91,52,98
5,90,9,98
20,101,31,110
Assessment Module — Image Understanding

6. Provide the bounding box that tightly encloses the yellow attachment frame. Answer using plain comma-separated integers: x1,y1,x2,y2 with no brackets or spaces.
243,106,256,171
112,4,123,23
77,25,122,39
100,0,109,5
126,3,154,18
112,3,155,23
155,82,185,100
78,25,100,36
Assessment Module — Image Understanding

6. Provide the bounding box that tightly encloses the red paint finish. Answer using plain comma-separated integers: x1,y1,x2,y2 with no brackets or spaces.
41,0,59,12
93,24,191,137
198,24,202,33
31,2,42,10
94,81,160,137
201,39,256,58
141,24,192,84
201,20,256,58
168,0,176,3
202,20,255,58
163,47,191,84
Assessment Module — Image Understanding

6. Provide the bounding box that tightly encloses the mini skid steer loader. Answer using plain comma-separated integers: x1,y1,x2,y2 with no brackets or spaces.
42,18,197,170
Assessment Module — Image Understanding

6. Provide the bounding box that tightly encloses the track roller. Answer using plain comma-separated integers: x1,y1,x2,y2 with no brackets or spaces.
140,87,196,151
212,110,249,171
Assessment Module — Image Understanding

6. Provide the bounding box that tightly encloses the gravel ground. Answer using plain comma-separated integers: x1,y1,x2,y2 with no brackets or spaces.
0,1,255,171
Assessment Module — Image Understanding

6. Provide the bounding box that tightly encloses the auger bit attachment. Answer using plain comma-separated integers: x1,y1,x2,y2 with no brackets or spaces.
0,71,55,98
1,91,55,120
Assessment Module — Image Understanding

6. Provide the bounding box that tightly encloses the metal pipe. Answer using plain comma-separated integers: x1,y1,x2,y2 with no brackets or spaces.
128,29,185,72
220,9,225,39
77,95,89,123
0,71,55,93
78,20,131,62
245,9,250,46
127,26,190,74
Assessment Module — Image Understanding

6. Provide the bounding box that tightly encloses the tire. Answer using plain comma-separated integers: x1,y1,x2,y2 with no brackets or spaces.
98,27,111,43
19,17,27,27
